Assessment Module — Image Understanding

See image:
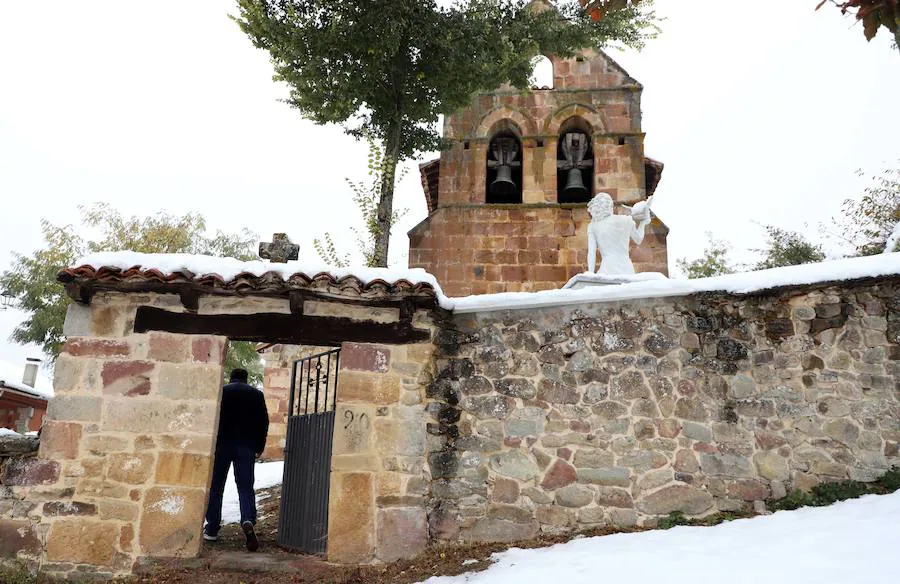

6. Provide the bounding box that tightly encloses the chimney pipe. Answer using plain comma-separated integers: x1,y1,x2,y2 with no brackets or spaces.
23,357,41,388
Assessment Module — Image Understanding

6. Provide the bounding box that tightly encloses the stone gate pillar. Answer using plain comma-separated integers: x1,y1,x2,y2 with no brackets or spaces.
34,299,226,578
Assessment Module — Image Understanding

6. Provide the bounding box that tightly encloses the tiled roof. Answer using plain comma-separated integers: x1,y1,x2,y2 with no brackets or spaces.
58,265,440,304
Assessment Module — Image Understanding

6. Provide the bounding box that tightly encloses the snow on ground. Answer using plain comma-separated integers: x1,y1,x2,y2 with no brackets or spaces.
0,427,21,436
421,492,900,584
72,251,900,314
220,461,285,524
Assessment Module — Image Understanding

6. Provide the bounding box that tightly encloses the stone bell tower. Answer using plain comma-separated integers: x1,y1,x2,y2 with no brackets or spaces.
408,47,669,297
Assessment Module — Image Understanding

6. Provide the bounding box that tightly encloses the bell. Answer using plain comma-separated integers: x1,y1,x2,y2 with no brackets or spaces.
563,167,588,197
490,164,517,197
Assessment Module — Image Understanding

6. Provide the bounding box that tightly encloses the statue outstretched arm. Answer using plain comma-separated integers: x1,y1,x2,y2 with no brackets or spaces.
588,229,598,273
630,216,651,246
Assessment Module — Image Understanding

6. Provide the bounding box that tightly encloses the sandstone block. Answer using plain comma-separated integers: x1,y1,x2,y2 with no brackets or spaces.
104,399,216,434
333,405,374,455
376,507,427,562
99,499,139,522
63,303,92,337
191,336,226,364
342,343,391,373
328,472,375,563
675,398,708,422
101,360,154,396
155,452,212,488
656,419,682,439
157,363,222,400
107,453,155,484
43,501,97,517
339,371,401,405
64,338,130,358
149,333,190,363
375,419,426,457
2,458,60,486
541,459,577,490
555,484,593,508
637,484,714,516
139,487,207,557
536,505,572,527
0,519,41,558
47,519,118,565
83,434,129,455
47,395,102,423
700,453,753,478
824,419,860,447
39,421,83,459
491,477,520,503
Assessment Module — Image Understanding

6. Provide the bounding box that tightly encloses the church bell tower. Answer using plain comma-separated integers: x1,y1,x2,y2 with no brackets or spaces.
408,47,668,296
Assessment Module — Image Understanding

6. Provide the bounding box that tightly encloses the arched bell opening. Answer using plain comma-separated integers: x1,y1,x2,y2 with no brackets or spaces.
556,117,594,204
486,121,523,204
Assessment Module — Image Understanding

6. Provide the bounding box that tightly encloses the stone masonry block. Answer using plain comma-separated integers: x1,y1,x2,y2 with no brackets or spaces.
328,472,375,563
63,303,92,337
157,362,222,400
139,487,207,557
155,452,212,488
339,371,401,405
46,519,119,566
191,336,226,364
39,421,83,459
101,360,154,396
148,332,191,363
64,338,130,358
341,343,391,373
0,518,41,558
376,507,427,562
107,453,155,484
104,399,216,434
2,458,60,486
47,395,102,423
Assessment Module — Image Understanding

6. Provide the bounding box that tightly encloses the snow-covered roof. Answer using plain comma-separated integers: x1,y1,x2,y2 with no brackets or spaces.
0,378,50,400
61,251,900,314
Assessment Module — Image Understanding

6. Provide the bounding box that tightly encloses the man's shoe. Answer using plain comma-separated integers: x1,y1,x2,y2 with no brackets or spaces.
202,528,218,542
241,520,259,552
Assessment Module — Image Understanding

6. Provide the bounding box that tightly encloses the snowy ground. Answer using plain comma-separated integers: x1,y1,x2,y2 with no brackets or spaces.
220,461,285,524
421,492,900,584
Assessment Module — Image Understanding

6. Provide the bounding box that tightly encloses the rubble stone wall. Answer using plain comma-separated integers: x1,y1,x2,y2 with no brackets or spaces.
425,279,900,541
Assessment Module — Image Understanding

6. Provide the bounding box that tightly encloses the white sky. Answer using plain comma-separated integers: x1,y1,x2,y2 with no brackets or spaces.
0,1,898,387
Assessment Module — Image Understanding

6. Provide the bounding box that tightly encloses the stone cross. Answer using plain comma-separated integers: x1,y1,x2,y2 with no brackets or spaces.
259,233,299,263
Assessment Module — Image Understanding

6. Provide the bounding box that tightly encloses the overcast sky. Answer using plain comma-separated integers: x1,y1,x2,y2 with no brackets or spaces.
0,1,897,390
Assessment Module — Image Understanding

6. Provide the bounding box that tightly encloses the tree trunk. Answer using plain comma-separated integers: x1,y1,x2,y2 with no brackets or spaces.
372,119,402,268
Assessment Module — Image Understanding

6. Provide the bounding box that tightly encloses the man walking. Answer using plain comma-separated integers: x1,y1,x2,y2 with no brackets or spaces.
203,368,269,551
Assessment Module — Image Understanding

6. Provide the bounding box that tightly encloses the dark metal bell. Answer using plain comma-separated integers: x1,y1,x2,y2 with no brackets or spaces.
490,164,517,196
563,167,588,197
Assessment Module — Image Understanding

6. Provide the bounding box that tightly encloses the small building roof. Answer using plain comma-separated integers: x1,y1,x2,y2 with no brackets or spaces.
59,252,444,307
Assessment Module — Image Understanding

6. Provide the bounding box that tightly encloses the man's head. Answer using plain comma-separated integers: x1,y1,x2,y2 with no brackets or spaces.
230,368,249,383
587,192,614,219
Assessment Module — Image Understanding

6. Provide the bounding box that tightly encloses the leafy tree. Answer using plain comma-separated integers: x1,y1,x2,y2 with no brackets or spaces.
676,233,736,279
817,1,900,51
752,225,826,270
233,0,658,267
313,136,408,268
831,162,900,256
0,204,263,384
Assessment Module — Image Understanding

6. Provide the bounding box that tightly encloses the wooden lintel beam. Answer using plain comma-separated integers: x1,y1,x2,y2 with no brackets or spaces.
133,306,431,346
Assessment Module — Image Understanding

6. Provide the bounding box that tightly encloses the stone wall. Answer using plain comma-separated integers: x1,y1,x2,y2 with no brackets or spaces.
425,280,900,541
408,205,668,296
1,292,226,580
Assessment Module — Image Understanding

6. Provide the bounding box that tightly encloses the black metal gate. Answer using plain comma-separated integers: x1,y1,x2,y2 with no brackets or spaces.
277,348,340,554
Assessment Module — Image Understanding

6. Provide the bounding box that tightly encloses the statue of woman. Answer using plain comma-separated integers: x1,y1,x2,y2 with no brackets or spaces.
587,192,652,275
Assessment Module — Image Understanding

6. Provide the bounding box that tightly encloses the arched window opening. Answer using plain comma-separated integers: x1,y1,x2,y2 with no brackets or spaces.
486,130,523,204
529,55,554,90
557,117,594,204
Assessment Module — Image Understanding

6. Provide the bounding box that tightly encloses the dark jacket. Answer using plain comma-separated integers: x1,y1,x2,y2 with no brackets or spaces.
217,381,269,455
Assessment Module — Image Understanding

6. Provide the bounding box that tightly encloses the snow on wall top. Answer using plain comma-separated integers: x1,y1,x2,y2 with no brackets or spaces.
68,251,900,314
0,377,51,399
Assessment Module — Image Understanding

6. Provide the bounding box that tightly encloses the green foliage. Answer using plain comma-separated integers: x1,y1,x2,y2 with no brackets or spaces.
657,510,688,529
0,564,37,584
314,136,407,268
233,0,658,265
224,340,264,387
832,163,900,256
657,509,750,529
752,225,826,270
770,466,900,512
676,232,736,279
0,203,258,361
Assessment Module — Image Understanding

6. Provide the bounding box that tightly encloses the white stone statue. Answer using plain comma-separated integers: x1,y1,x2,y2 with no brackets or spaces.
586,192,653,275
